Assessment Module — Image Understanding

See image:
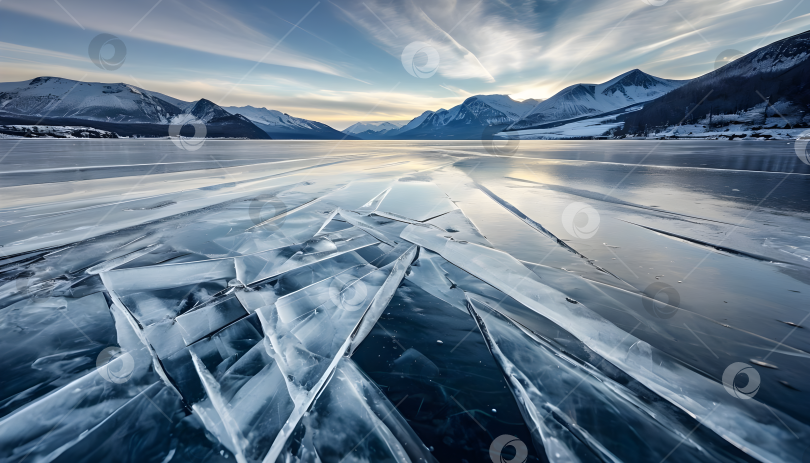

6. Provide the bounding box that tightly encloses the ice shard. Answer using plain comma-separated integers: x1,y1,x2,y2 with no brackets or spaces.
400,223,810,463
275,358,436,463
467,295,749,463
173,313,294,462
234,227,379,286
373,181,456,222
259,246,414,462
347,245,416,356
0,296,160,463
176,296,249,346
0,293,116,417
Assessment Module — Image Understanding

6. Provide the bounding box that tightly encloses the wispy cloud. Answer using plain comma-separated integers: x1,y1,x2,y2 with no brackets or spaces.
500,0,810,97
0,0,362,82
439,83,473,99
0,42,87,63
335,0,544,82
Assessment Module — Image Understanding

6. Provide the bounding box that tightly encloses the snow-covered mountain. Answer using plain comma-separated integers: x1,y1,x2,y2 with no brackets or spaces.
510,70,687,130
621,30,810,135
392,111,434,134
169,98,270,139
706,30,810,79
186,98,232,123
344,121,403,135
0,77,183,123
342,121,409,140
0,76,352,139
0,77,268,138
224,105,354,139
343,121,403,134
373,71,682,140
389,95,542,139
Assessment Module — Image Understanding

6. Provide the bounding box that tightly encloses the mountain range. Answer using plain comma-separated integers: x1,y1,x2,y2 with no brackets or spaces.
339,69,690,140
0,77,356,140
389,95,542,140
342,121,409,139
0,71,692,141
1,29,809,140
337,70,685,140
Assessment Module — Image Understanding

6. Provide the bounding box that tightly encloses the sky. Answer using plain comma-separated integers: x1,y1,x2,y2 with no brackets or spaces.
1,0,809,130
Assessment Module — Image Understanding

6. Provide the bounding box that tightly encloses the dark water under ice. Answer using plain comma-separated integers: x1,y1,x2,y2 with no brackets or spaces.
0,139,808,463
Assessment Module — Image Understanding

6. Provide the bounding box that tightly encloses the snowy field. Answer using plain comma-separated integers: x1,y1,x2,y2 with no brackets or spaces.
0,139,808,463
501,112,628,139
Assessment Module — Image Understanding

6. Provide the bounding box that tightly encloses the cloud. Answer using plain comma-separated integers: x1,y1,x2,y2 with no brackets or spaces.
0,42,87,63
0,0,362,83
496,0,810,98
439,84,473,98
335,0,545,82
547,0,798,72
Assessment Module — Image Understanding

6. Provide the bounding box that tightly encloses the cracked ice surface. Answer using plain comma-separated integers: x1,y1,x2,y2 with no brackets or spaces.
1,143,809,463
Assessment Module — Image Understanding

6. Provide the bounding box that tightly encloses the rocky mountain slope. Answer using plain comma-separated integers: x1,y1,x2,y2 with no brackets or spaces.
620,30,810,135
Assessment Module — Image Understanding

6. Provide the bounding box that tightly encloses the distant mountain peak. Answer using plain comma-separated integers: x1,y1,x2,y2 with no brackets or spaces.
224,104,353,140
187,98,231,122
601,69,672,95
343,121,404,135
510,70,687,130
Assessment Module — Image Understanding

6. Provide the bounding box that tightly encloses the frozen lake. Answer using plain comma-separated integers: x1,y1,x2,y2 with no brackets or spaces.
0,139,808,463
